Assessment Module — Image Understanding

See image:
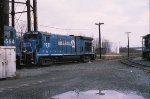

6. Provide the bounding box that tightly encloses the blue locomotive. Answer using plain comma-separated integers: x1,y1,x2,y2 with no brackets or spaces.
142,34,150,59
19,31,96,66
4,26,16,46
3,26,22,68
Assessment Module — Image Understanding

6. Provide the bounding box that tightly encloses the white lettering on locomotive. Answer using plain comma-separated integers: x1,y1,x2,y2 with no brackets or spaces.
4,39,15,45
58,40,75,48
44,43,50,48
71,40,75,48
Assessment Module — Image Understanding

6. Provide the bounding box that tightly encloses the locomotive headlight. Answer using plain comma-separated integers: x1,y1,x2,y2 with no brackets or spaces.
23,50,27,52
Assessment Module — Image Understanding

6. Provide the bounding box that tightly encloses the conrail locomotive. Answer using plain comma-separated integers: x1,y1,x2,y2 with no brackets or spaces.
19,31,96,66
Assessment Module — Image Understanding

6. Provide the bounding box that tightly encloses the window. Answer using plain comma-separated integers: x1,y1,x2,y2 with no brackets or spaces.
24,34,37,39
45,36,50,42
85,42,92,52
10,31,14,38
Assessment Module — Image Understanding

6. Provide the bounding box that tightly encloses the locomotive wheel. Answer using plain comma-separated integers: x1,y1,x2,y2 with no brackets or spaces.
37,60,42,67
81,55,90,63
16,56,22,69
38,58,54,66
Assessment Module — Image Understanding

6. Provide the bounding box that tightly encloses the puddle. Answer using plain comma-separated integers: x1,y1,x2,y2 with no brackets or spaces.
50,90,145,99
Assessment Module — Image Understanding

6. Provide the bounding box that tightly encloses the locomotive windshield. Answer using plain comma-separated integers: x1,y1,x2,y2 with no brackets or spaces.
85,42,92,52
4,31,14,38
23,42,31,47
22,32,42,52
24,34,38,40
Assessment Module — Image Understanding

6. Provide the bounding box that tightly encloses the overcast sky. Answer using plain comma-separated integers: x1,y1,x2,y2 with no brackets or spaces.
17,0,149,47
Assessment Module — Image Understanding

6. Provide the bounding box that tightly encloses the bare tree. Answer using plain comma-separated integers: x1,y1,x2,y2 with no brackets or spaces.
102,39,112,53
93,38,112,54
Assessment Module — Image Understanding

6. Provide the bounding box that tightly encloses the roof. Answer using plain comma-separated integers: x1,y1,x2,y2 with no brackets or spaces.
24,31,93,40
78,36,93,40
143,34,150,39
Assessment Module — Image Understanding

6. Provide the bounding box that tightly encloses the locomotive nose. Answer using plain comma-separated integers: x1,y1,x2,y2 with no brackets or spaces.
23,40,37,53
31,40,36,51
22,42,32,53
22,40,37,65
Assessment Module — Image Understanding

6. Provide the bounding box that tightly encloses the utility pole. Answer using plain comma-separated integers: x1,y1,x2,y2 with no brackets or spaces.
126,32,131,57
95,22,104,59
27,0,31,32
0,0,9,46
9,0,38,32
3,0,9,26
11,0,15,27
33,0,38,31
0,0,4,46
149,0,150,34
141,36,144,57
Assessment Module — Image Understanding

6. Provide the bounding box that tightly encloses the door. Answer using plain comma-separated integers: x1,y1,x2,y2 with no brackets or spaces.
0,47,6,78
5,48,16,77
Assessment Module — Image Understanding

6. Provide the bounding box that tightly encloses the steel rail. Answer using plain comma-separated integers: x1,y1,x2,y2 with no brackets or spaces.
120,58,150,72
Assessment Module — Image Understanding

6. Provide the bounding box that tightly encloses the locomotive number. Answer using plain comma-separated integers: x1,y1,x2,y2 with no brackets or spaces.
4,39,15,44
44,43,50,48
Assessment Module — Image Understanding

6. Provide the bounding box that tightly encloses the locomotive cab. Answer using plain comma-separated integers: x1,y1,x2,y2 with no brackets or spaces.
143,34,150,59
21,31,42,65
4,26,16,46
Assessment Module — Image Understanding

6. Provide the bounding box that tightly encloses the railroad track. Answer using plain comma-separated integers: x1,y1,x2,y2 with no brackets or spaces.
120,58,150,72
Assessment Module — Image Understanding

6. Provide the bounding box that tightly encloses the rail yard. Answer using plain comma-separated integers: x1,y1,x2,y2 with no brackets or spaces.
0,0,150,99
0,58,149,99
121,57,150,72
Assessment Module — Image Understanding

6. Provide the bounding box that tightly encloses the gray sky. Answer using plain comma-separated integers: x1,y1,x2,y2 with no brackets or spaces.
17,0,149,47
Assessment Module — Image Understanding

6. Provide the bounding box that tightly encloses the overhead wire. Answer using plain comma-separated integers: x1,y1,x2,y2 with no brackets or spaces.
12,0,27,35
10,0,96,37
38,24,97,31
15,19,96,31
15,5,26,24
9,0,96,34
15,0,20,10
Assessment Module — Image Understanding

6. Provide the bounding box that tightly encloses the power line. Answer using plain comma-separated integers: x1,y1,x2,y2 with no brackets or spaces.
15,5,26,24
39,24,97,31
15,19,96,31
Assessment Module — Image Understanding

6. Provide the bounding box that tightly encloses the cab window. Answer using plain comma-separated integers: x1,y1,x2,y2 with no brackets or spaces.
45,36,50,42
4,31,14,39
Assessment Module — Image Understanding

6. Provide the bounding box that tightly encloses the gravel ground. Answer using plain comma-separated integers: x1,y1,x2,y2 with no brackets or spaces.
0,59,149,99
132,57,150,66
